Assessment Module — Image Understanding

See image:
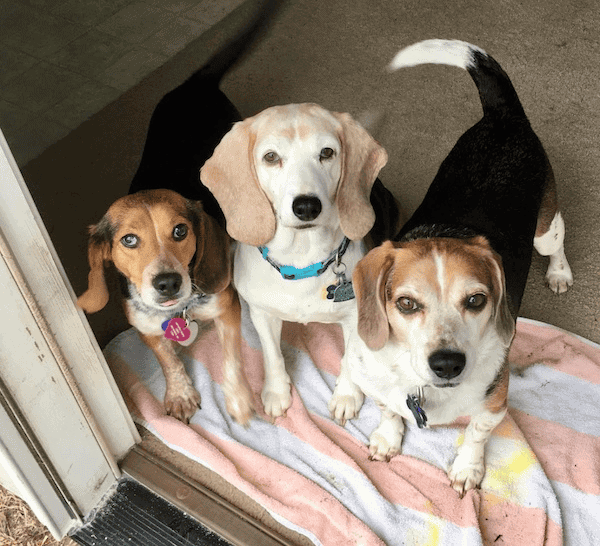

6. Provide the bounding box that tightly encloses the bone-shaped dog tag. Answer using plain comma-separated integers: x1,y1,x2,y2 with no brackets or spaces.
326,279,355,302
326,271,355,303
332,279,355,302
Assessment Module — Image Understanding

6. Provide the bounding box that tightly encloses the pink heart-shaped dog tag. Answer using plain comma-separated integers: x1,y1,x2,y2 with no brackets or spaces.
164,317,191,342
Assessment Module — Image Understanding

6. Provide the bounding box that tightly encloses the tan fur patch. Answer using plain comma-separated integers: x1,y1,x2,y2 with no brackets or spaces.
484,361,509,413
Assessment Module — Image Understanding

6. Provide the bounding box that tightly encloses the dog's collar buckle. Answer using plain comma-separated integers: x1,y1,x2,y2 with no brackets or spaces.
406,387,428,428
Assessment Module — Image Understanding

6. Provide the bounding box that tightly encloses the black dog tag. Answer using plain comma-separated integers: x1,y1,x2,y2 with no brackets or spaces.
326,272,355,302
333,279,355,302
406,393,428,428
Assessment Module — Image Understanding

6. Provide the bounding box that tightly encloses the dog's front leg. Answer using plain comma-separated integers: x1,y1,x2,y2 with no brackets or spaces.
141,333,201,423
448,406,507,497
213,289,255,426
328,318,365,426
249,306,291,420
369,405,405,461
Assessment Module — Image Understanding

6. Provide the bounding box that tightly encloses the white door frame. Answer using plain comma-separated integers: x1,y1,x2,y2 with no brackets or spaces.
0,129,139,538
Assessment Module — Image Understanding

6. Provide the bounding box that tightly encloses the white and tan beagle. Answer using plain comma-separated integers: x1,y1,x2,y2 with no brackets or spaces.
348,40,573,497
78,189,254,425
201,103,400,421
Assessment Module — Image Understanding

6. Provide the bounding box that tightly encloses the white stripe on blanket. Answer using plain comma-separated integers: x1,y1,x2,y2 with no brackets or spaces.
104,300,600,546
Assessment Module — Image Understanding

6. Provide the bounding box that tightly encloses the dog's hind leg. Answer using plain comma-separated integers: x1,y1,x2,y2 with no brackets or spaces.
533,161,573,294
213,288,255,426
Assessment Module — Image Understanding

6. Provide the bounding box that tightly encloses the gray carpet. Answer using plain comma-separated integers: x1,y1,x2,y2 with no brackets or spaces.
21,0,600,539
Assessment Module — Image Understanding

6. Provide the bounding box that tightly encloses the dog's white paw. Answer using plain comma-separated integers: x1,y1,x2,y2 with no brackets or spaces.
261,383,292,421
222,380,255,427
546,265,573,294
368,430,402,462
328,381,364,426
544,247,573,294
164,384,201,424
448,454,485,498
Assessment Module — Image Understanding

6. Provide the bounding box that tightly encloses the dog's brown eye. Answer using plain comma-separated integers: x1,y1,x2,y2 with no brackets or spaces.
263,151,280,164
121,234,139,248
465,293,487,311
173,223,188,241
397,296,420,314
320,147,335,160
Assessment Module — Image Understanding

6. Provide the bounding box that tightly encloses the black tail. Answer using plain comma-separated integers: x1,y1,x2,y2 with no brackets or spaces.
389,39,526,119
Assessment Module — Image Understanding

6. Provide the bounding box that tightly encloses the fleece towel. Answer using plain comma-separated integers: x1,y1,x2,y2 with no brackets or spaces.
104,300,600,546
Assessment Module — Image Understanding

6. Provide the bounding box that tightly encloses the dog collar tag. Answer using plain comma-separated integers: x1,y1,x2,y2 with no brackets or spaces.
326,279,355,302
326,269,355,303
406,393,428,428
162,317,198,346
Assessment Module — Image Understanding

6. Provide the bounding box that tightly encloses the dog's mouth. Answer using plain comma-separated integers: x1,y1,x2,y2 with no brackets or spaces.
160,299,180,307
432,382,459,389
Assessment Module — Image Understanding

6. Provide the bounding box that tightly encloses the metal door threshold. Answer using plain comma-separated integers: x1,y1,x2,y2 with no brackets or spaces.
70,446,299,546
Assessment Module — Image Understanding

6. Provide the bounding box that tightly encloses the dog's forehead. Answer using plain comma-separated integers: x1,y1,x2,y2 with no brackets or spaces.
251,103,341,142
107,192,191,237
389,239,494,294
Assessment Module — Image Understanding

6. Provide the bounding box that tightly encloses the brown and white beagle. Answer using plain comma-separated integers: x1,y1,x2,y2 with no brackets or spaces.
78,189,254,425
348,40,573,497
201,103,401,422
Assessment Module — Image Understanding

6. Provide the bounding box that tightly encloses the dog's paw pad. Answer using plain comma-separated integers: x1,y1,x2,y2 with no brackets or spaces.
448,460,485,498
368,431,401,462
165,385,201,423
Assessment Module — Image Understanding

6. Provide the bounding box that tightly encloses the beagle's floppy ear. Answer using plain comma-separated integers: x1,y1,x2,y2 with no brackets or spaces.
353,241,396,350
200,119,276,246
77,217,113,314
332,112,388,241
470,236,516,347
188,200,232,294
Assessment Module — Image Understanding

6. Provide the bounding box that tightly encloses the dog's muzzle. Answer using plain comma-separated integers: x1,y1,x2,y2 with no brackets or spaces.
428,349,466,380
292,194,322,222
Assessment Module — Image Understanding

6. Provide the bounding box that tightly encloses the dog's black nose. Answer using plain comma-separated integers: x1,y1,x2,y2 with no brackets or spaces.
292,195,322,221
428,349,466,380
153,272,182,297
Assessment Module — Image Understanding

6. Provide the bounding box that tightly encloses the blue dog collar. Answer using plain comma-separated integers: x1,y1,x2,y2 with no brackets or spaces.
258,237,350,280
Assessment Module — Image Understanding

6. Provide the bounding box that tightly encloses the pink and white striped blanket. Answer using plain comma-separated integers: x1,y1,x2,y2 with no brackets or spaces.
105,300,600,545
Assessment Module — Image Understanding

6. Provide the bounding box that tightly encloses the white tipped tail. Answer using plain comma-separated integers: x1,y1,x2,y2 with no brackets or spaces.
388,39,486,72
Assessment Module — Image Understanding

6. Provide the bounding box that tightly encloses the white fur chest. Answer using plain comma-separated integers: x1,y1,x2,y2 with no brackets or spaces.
347,332,491,426
125,293,219,336
234,241,360,324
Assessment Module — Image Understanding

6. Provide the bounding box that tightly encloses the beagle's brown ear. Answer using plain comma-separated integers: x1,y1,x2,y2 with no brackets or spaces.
353,241,396,350
332,112,388,241
77,218,113,314
200,119,276,246
189,201,232,294
470,236,516,347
